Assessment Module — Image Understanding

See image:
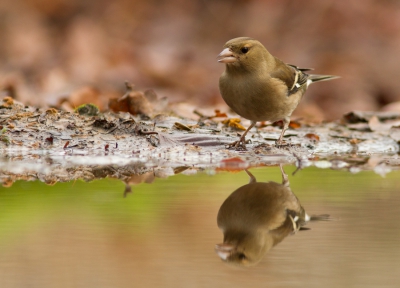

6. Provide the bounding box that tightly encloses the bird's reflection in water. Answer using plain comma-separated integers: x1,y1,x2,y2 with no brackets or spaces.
215,165,329,266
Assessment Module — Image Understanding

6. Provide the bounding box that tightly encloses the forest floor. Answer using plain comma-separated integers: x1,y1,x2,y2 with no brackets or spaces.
1,96,400,187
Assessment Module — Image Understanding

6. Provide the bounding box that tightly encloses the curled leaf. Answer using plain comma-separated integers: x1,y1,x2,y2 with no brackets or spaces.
174,122,192,131
222,118,246,131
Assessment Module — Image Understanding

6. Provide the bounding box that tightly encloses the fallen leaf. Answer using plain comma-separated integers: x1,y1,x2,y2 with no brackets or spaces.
289,120,302,129
109,90,153,116
11,140,23,146
64,141,70,149
126,171,155,185
174,122,192,131
211,109,228,118
381,101,400,112
218,157,248,171
2,178,13,187
305,133,320,141
144,89,158,102
258,121,269,128
174,166,190,174
368,115,400,131
45,137,54,144
222,118,246,131
349,138,362,145
343,111,400,123
67,86,104,110
46,108,58,115
347,123,371,131
2,96,14,107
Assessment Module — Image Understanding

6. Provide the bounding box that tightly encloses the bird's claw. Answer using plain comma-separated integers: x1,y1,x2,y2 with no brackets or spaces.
226,139,251,151
275,140,299,149
275,140,289,148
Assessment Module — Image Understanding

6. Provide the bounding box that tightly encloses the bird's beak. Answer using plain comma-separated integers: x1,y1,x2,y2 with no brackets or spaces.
217,48,236,63
215,243,235,260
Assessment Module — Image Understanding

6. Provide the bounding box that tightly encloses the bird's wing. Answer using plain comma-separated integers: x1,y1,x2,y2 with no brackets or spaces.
270,60,310,96
287,64,314,72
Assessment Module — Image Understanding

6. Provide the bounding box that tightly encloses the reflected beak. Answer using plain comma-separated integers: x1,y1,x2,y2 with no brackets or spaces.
215,243,235,260
217,48,236,63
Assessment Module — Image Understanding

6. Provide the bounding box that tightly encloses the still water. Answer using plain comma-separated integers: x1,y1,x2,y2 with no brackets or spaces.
0,166,399,288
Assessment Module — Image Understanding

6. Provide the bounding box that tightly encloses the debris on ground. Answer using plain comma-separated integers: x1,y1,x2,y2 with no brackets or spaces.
0,96,399,186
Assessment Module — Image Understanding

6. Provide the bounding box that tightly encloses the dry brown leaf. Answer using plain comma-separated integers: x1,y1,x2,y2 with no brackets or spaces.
217,157,248,171
1,178,13,187
174,122,192,131
46,108,58,115
368,115,400,131
126,171,155,185
347,123,371,131
109,91,153,116
11,140,23,146
344,111,400,123
30,142,40,148
211,109,228,118
222,118,246,131
144,89,158,102
289,120,302,129
108,96,130,113
2,96,14,107
304,133,320,141
68,86,104,110
349,138,362,145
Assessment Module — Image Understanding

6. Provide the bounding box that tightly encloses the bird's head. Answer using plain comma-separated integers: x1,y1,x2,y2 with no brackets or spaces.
215,231,271,267
217,37,271,72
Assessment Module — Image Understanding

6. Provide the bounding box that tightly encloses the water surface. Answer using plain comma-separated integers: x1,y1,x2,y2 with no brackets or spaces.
0,166,399,288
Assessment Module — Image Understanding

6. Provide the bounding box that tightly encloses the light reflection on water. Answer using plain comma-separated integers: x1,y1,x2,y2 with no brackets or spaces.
0,166,399,288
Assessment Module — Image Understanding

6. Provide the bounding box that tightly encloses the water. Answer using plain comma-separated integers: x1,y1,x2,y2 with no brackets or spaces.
0,166,399,288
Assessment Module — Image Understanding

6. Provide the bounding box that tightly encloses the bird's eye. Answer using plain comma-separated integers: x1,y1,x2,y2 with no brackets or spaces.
238,253,246,260
241,47,249,54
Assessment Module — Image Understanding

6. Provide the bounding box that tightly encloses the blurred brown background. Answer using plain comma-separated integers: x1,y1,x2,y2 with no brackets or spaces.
1,0,400,120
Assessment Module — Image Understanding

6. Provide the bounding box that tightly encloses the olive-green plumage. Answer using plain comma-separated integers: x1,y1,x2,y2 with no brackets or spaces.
215,166,308,266
217,37,338,148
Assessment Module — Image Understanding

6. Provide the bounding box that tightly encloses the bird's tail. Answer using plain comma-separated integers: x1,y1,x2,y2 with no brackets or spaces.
309,74,339,83
309,214,332,221
298,214,332,231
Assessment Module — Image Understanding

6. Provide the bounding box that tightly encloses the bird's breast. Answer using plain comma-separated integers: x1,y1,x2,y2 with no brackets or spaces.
219,73,303,122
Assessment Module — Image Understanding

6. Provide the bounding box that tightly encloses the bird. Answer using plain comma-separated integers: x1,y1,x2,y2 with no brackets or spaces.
217,37,338,149
215,165,329,266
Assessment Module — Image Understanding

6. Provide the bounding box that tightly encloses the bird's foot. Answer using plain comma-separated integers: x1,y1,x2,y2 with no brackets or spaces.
226,139,251,151
275,140,290,148
275,140,299,148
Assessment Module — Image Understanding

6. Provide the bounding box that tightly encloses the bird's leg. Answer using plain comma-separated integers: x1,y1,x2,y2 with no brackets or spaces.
276,117,290,146
227,121,256,150
279,164,289,187
238,121,255,144
245,169,257,184
288,214,298,233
